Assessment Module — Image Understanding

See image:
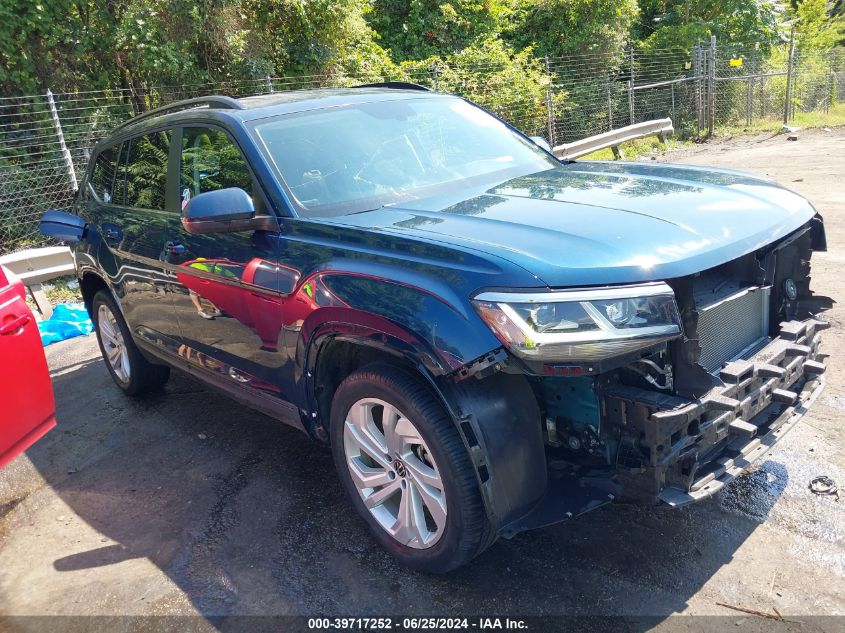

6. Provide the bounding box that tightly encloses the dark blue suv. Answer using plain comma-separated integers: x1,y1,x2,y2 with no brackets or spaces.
42,85,831,572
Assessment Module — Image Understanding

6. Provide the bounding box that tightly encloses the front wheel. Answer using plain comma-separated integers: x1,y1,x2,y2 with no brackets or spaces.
330,363,494,573
91,290,170,396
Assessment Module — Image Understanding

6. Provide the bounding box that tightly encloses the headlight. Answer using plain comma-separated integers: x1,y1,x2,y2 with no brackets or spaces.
472,282,682,363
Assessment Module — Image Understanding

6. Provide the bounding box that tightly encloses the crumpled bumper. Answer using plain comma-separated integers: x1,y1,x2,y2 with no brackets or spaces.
604,318,828,505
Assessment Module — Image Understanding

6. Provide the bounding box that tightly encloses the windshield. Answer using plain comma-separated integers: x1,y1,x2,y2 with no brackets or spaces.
252,96,559,217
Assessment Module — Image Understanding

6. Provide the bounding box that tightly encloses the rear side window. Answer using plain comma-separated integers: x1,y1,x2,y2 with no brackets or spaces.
122,130,173,210
180,127,254,209
88,145,119,202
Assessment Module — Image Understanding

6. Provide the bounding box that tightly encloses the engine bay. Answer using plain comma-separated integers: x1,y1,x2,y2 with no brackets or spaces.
531,216,832,500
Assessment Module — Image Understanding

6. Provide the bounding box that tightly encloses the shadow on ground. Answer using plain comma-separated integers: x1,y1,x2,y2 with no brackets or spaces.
16,354,788,624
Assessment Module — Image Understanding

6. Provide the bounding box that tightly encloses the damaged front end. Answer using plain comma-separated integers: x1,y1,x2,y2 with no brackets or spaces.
473,216,832,536
604,317,827,505
603,216,831,505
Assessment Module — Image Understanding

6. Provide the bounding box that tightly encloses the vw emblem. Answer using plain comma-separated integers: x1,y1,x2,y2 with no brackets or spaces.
393,459,407,478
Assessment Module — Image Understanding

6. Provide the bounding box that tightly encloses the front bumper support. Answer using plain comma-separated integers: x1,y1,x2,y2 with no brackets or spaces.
603,318,828,505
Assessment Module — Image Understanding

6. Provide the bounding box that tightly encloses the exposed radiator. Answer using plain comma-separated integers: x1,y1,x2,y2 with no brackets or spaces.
695,284,770,373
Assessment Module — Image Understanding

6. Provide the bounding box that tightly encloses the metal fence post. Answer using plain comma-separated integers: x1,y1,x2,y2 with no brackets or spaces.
693,43,702,136
746,75,753,126
544,55,556,144
45,89,78,193
607,84,614,131
671,82,676,125
265,75,274,93
784,25,796,124
707,36,716,137
432,62,440,91
628,47,635,124
825,51,833,114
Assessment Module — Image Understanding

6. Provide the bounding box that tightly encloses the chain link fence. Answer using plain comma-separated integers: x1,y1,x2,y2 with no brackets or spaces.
712,43,845,126
2,39,843,255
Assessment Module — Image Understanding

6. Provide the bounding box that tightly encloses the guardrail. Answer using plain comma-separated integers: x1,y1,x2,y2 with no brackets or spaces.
552,118,674,160
0,246,74,319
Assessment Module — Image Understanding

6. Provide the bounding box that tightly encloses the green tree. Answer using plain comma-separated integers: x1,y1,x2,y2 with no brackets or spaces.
399,37,562,135
507,0,640,58
792,0,845,49
243,0,392,77
0,0,391,97
367,0,513,61
635,0,782,51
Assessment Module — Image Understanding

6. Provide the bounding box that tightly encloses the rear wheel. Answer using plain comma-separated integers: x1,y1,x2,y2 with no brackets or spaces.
92,290,169,396
330,363,494,573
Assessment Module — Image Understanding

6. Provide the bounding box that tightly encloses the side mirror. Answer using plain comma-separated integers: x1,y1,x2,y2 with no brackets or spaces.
40,210,86,242
182,188,256,235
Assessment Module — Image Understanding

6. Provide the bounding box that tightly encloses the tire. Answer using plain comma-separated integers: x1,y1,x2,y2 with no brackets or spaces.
330,363,494,573
91,289,170,396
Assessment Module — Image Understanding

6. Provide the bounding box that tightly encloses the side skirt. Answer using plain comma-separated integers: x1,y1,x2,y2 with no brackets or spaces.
133,336,306,433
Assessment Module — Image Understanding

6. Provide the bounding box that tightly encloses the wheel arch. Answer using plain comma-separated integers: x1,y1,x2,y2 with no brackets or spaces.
304,314,451,441
79,269,110,317
305,315,548,533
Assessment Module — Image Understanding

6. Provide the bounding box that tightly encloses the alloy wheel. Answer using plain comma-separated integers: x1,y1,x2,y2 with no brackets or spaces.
343,398,447,549
97,304,130,384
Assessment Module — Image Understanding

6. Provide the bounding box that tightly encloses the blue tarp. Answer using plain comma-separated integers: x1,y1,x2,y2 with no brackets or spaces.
37,302,94,346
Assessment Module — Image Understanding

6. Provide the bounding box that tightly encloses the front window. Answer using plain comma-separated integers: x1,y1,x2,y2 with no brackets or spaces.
180,127,256,210
88,144,119,203
252,97,558,217
122,130,172,211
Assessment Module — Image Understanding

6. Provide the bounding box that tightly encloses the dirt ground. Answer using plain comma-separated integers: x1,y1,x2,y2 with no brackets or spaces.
1,128,843,631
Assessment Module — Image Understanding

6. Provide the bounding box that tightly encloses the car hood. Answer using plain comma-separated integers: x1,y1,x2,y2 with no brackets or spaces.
325,161,818,287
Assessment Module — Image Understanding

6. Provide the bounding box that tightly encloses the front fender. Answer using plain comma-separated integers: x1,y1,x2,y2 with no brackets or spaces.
302,272,503,372
301,310,451,392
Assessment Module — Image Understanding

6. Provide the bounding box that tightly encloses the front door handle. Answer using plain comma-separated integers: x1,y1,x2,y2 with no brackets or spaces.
165,240,186,255
102,223,123,243
0,313,31,335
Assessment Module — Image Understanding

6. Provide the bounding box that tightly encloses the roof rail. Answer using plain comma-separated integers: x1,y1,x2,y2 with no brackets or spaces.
113,96,245,132
354,81,432,92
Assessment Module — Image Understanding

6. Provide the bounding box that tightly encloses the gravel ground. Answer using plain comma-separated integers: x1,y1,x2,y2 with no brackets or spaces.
1,128,843,631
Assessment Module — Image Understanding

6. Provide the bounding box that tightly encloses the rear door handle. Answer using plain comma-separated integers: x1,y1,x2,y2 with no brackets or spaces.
0,313,31,335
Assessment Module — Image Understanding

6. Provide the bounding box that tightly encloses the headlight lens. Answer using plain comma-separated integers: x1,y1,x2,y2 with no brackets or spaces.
472,282,682,363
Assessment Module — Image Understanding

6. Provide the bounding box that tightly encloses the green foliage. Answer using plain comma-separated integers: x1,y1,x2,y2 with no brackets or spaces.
507,0,639,57
0,0,392,96
244,0,392,76
0,1,103,94
792,0,845,50
368,0,638,61
636,0,782,52
368,0,513,61
1,0,841,99
400,38,561,135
